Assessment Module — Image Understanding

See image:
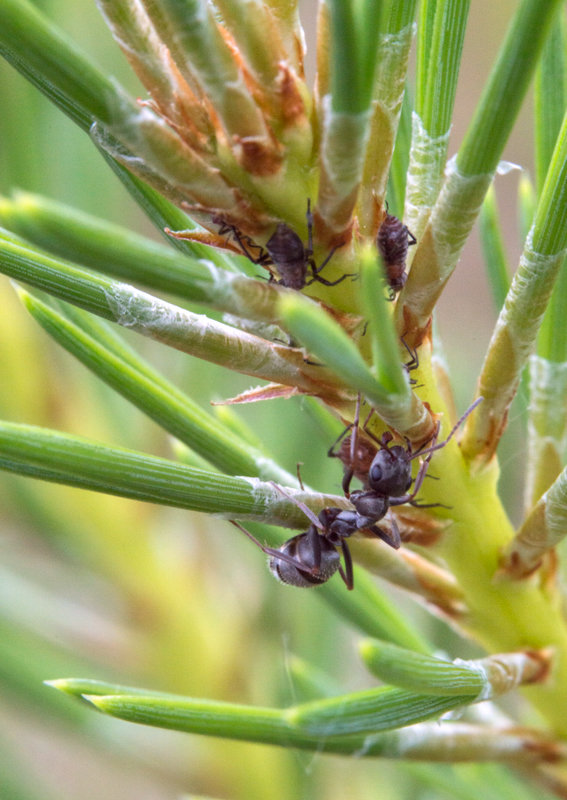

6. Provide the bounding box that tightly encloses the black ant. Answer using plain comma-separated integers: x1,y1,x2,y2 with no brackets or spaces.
231,399,482,591
216,200,353,290
329,397,483,547
230,486,392,590
377,205,417,299
228,399,482,591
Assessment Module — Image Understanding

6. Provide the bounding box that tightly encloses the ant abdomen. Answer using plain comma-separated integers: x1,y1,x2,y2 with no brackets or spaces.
269,532,340,587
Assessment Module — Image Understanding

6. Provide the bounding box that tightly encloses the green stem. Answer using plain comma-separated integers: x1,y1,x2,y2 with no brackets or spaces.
502,465,567,578
358,5,417,232
479,185,511,311
0,421,344,527
400,0,564,340
524,356,567,509
0,237,336,392
0,192,283,320
317,0,384,233
47,679,561,764
0,0,129,130
405,0,470,242
458,0,564,176
279,290,432,440
462,108,567,464
19,290,297,484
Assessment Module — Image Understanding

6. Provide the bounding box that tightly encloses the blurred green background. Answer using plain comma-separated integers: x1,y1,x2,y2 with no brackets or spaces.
0,1,537,798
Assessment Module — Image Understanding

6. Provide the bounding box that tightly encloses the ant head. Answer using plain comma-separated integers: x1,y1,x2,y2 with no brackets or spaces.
269,531,340,588
367,446,412,496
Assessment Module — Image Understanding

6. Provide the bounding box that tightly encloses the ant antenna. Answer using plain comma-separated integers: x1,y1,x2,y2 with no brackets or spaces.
296,463,305,491
269,481,324,531
229,520,315,573
408,396,483,462
348,393,362,485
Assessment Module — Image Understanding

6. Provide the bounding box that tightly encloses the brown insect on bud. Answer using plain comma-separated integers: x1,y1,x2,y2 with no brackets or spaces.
376,207,417,299
215,201,354,290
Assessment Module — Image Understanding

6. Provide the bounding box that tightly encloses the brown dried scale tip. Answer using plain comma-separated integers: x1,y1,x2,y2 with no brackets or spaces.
377,209,416,298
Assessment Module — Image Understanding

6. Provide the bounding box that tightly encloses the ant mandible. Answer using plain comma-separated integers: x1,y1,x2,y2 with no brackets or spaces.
216,200,354,290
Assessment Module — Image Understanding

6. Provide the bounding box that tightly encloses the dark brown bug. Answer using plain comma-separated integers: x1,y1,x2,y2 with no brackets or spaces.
377,207,417,298
329,430,377,487
216,201,352,290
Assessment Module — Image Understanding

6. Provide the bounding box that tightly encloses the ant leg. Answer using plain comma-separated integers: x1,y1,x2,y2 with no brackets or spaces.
305,522,323,573
349,393,362,468
213,219,267,263
327,422,355,458
230,520,319,574
311,270,357,287
342,467,355,499
368,514,401,549
310,246,339,274
385,514,402,549
400,334,419,373
308,241,352,279
408,396,484,464
215,221,232,238
407,229,417,246
269,481,324,531
296,463,305,491
406,499,451,509
231,229,271,266
360,415,394,451
342,394,363,497
359,518,400,549
339,540,354,590
306,198,314,257
396,399,484,507
362,406,376,429
404,422,441,502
